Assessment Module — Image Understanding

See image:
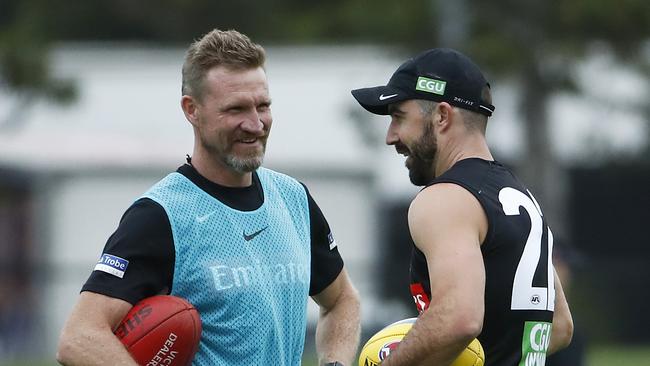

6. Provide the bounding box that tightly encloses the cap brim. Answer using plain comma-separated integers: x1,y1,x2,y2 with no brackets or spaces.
351,86,408,115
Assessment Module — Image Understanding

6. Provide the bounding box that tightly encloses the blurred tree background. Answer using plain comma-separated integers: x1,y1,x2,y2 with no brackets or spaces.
1,0,650,361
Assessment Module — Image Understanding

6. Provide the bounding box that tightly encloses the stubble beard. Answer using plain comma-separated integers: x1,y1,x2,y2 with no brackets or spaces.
407,122,437,186
201,135,267,173
225,151,265,173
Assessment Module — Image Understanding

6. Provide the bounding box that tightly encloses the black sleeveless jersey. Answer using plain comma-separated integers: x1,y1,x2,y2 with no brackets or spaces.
409,158,555,366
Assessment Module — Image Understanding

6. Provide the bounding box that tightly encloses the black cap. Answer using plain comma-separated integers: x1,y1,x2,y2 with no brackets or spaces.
351,48,495,116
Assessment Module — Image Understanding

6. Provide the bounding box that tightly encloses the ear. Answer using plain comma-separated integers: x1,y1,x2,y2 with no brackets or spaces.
436,102,453,132
181,95,200,127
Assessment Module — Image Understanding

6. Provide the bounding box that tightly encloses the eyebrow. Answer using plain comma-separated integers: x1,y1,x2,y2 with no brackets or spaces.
387,104,404,115
221,95,271,110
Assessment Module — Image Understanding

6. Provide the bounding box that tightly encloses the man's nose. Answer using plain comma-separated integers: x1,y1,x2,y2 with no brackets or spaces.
385,120,399,145
241,112,264,133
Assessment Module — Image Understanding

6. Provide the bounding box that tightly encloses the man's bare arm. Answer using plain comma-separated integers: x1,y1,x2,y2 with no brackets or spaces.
57,292,137,366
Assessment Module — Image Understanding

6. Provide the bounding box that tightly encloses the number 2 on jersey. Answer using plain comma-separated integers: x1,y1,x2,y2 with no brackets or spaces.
499,187,555,311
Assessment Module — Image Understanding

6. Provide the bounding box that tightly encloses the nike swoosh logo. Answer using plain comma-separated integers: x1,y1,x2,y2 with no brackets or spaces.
379,93,398,101
243,226,268,241
196,210,218,223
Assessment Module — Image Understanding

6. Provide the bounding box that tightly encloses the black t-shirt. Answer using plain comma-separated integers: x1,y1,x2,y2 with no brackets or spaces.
82,164,344,304
409,158,555,366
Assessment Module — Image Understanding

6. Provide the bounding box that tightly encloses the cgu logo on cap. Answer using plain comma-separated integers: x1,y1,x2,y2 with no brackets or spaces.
416,76,446,95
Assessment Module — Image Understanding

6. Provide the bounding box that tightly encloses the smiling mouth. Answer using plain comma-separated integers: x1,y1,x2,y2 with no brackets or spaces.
395,148,410,157
394,143,410,156
237,135,268,145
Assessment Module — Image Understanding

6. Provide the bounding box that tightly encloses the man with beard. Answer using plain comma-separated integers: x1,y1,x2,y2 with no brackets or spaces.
57,29,360,366
351,48,573,366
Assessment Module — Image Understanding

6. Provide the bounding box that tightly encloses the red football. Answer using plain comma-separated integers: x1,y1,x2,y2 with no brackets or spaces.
114,295,202,366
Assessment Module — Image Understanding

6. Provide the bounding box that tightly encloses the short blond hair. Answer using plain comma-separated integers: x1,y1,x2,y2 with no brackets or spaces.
181,29,266,100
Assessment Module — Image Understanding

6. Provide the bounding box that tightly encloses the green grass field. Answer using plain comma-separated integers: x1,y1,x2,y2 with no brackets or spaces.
588,345,650,366
3,345,648,366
